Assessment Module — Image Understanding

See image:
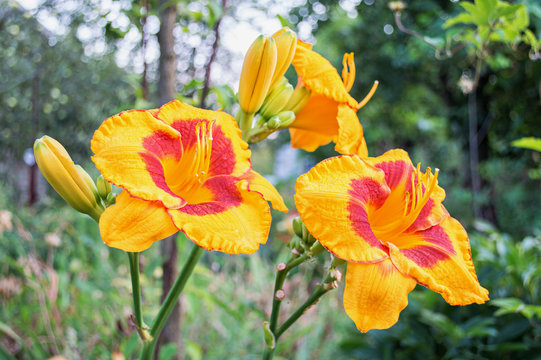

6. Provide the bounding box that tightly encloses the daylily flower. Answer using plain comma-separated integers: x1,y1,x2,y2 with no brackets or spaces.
289,42,378,155
91,100,287,254
295,149,488,332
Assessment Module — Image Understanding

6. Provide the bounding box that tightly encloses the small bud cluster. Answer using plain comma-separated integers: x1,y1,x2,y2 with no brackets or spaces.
237,28,312,143
288,217,325,257
34,136,118,222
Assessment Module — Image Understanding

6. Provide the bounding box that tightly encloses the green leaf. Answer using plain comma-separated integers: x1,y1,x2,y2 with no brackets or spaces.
512,137,541,152
512,6,530,30
443,12,475,28
494,3,523,19
477,0,498,20
185,341,203,360
461,1,489,25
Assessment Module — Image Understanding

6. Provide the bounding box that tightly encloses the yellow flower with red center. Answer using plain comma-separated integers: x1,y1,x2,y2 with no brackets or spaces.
295,149,488,332
91,100,287,254
289,41,378,155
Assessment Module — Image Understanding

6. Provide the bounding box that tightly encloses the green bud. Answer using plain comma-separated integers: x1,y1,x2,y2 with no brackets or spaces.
265,116,281,130
309,241,326,256
259,78,294,119
96,175,112,199
263,321,276,349
105,192,117,205
331,255,347,268
284,86,311,114
292,217,304,238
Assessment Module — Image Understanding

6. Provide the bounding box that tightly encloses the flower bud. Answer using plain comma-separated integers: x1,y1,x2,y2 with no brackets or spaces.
96,175,112,199
284,86,311,114
292,217,304,238
265,111,295,130
269,27,297,90
259,78,294,119
34,136,103,221
238,35,277,114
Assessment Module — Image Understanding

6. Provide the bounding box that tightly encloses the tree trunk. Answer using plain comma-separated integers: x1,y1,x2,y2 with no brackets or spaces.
156,0,181,358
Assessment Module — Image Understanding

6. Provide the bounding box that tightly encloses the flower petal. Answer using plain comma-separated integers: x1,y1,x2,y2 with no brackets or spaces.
155,100,252,177
289,128,334,152
99,191,178,252
295,155,389,262
292,45,357,108
334,104,367,157
365,149,447,232
168,176,272,255
91,110,187,209
389,216,489,305
344,259,416,332
239,170,288,212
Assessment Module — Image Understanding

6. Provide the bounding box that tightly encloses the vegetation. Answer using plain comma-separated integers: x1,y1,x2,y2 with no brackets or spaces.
1,0,540,359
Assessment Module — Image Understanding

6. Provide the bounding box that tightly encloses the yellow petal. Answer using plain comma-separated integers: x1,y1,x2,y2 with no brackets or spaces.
344,259,416,332
239,170,288,212
389,216,489,305
168,177,272,255
292,44,357,108
91,109,186,209
99,192,178,252
295,155,389,262
334,104,367,156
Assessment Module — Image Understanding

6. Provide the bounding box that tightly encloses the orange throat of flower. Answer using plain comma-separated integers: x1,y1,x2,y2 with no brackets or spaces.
369,164,439,245
164,121,215,203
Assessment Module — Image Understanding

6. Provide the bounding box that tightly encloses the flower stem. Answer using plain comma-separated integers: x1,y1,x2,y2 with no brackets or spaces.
263,271,336,360
139,244,204,360
128,252,143,330
275,284,331,339
239,110,255,141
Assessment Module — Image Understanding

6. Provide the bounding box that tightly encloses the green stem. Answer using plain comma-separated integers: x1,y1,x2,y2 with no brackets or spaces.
263,271,336,360
128,252,143,330
275,285,331,339
239,110,255,141
139,244,204,360
263,252,312,360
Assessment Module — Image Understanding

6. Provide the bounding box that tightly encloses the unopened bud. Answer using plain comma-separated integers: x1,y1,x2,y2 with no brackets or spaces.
269,28,297,90
96,175,112,199
292,217,304,238
330,255,347,268
34,136,104,221
259,78,294,119
275,289,286,301
238,35,277,114
309,241,325,256
284,86,311,114
105,192,117,205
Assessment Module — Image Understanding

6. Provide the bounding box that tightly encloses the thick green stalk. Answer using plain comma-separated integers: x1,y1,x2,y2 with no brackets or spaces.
139,244,204,360
128,252,143,330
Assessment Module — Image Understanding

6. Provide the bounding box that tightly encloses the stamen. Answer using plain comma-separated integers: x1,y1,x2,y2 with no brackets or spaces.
372,164,439,239
356,81,379,110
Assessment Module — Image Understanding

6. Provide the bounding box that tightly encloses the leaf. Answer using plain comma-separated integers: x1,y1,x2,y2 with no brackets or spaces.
263,321,276,349
494,3,523,19
159,344,179,360
512,137,541,152
185,341,203,360
461,1,489,26
443,12,475,28
512,6,530,30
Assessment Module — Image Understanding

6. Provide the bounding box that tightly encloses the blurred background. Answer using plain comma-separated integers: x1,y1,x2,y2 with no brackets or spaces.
0,0,540,359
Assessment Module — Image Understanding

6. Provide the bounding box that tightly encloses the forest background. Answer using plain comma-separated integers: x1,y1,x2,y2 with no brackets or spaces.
0,0,540,359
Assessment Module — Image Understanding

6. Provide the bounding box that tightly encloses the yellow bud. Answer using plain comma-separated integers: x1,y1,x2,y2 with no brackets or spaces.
284,86,311,114
96,175,112,199
34,136,103,221
259,78,294,119
269,27,297,90
238,35,277,114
